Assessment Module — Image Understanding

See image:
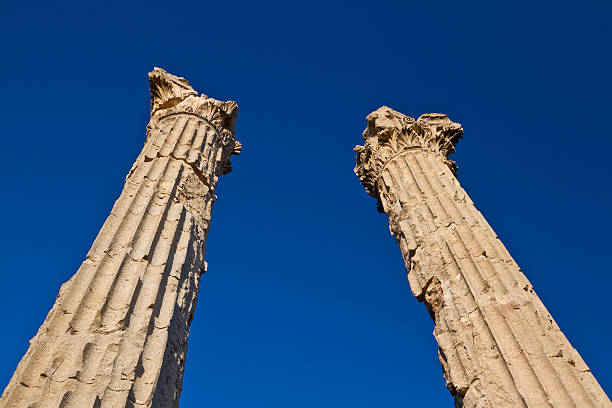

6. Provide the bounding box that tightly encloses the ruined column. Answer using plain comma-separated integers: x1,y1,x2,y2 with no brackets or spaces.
354,107,611,407
0,68,240,408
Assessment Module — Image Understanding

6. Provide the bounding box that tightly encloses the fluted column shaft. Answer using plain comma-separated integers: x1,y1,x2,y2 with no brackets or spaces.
0,68,240,408
355,107,611,407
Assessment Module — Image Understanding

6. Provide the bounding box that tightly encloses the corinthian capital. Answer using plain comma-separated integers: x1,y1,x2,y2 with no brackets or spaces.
149,67,198,115
148,68,238,133
354,106,462,202
147,67,240,175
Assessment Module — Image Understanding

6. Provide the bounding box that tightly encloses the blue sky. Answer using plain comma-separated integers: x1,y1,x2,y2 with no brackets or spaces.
1,0,611,406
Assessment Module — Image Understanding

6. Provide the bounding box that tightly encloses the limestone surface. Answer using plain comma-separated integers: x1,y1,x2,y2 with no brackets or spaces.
0,68,240,408
355,106,611,407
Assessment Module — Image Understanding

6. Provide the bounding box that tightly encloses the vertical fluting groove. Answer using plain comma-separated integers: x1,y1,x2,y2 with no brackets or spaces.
416,152,593,406
386,163,479,388
402,152,515,402
174,119,200,160
10,156,173,399
31,138,183,406
197,126,214,158
420,154,526,293
403,151,544,404
501,306,575,406
159,235,204,404
99,158,184,319
160,116,191,157
150,227,204,407
354,107,610,407
387,158,525,402
1,68,240,408
67,158,180,334
129,209,193,407
186,124,206,164
145,118,180,160
205,133,221,176
412,151,595,406
66,157,186,406
440,241,525,406
98,211,187,407
403,152,552,403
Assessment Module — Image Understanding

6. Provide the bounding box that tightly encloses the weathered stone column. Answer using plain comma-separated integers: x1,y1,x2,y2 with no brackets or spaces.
354,107,611,407
0,68,240,408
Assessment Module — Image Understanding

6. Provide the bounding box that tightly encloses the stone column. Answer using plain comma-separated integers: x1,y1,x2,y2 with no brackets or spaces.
0,68,241,408
354,107,611,408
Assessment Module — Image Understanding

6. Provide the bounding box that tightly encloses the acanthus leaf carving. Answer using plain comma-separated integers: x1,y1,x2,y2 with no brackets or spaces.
354,106,462,209
148,67,198,115
148,68,241,176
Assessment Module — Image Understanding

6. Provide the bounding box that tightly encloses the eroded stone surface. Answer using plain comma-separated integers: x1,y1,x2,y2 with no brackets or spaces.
0,68,240,408
355,106,611,407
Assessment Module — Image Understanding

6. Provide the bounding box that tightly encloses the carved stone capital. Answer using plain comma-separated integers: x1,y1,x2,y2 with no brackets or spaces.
149,67,198,115
148,68,238,131
354,106,462,205
147,67,241,174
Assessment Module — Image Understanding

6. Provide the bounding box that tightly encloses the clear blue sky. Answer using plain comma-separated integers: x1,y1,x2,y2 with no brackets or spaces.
1,1,611,406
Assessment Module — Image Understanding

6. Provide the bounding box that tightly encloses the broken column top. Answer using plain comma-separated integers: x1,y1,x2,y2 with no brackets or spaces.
148,67,238,136
148,67,198,114
354,106,463,203
147,67,241,175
